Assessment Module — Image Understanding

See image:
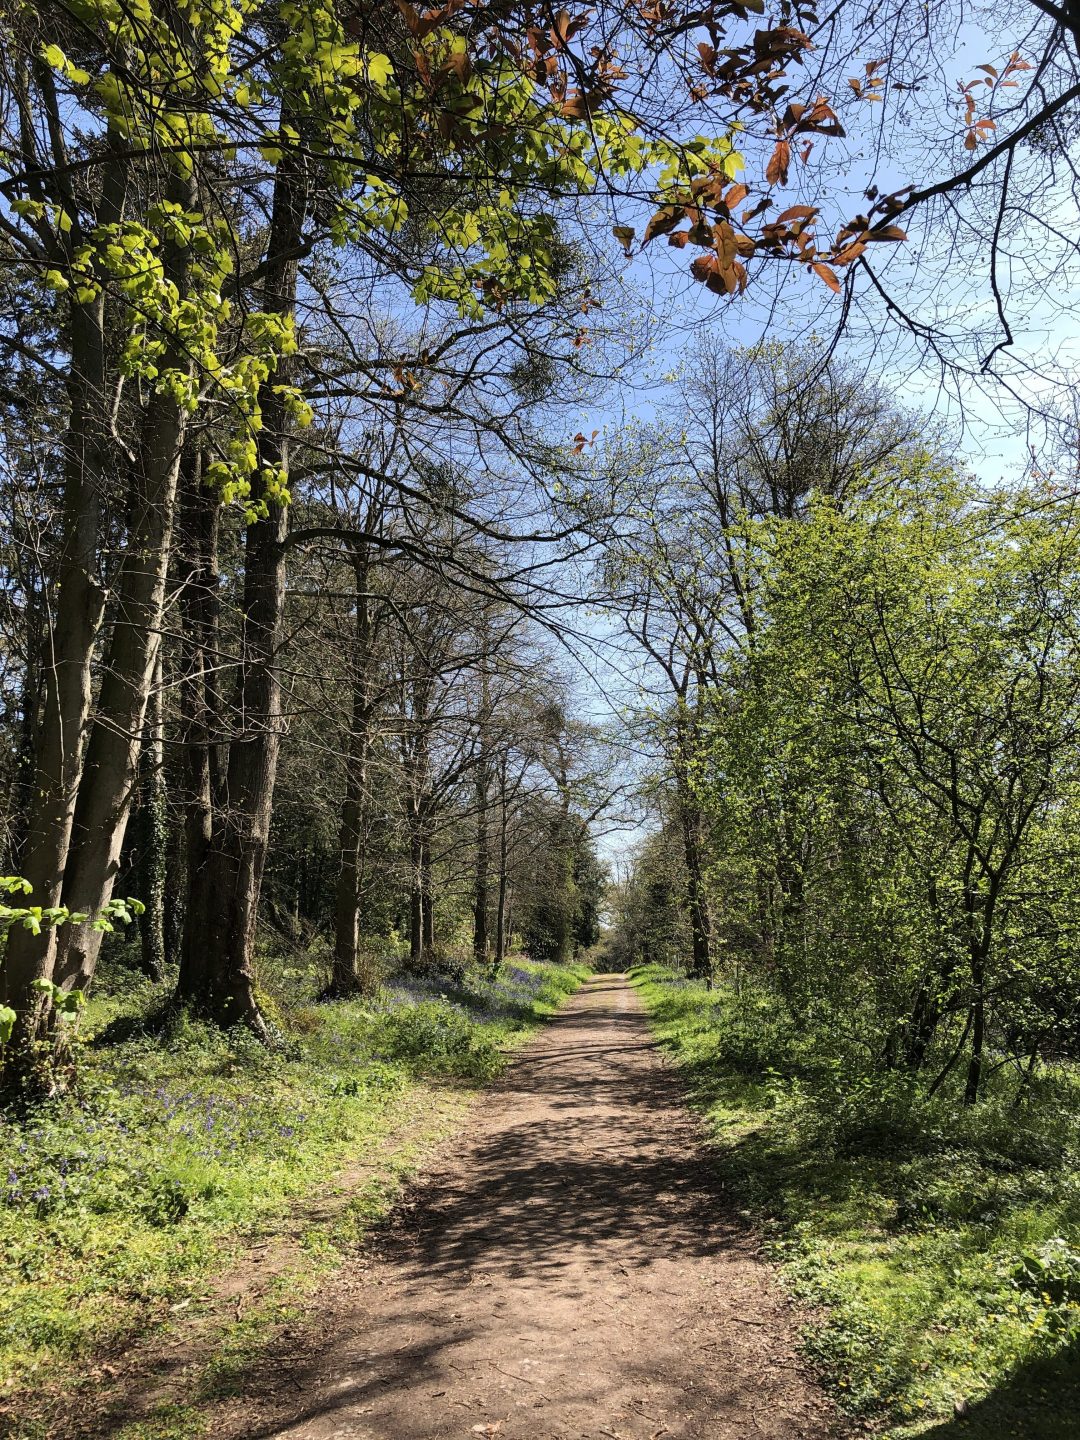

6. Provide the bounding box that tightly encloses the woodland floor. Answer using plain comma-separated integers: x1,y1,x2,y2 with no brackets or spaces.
75,973,842,1440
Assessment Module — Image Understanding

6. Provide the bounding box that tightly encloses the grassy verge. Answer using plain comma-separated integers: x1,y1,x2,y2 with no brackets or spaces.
632,963,1080,1439
0,953,586,1430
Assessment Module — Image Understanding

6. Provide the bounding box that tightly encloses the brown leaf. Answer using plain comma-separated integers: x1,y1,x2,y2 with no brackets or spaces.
776,204,817,224
812,261,841,293
643,205,684,244
551,8,587,47
441,51,472,84
715,219,737,269
612,224,635,256
833,238,867,265
765,140,791,186
561,89,598,119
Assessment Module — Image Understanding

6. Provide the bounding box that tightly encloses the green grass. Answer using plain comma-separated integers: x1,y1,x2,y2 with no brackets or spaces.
632,963,1080,1439
0,950,587,1429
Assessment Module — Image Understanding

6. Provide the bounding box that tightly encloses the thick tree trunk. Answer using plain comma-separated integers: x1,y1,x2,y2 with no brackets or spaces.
53,356,190,994
45,158,194,1000
1,292,112,1069
182,502,284,1034
163,804,184,972
177,126,308,1034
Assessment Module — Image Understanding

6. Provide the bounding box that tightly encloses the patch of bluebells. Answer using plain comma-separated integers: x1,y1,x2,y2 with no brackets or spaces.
1,1073,315,1224
2,958,576,1232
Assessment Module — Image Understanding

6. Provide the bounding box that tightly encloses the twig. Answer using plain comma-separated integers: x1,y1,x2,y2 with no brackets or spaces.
487,1360,551,1399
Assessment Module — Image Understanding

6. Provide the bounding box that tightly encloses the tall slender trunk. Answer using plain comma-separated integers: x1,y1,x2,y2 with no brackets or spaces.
330,552,374,995
495,869,510,972
493,753,510,972
403,662,433,973
175,451,222,1002
163,781,184,972
1,146,128,1071
421,823,435,954
135,655,167,981
473,754,490,964
9,578,43,871
967,910,996,1100
53,240,193,992
179,127,308,1032
963,893,995,1106
409,819,424,969
674,723,711,980
680,801,711,980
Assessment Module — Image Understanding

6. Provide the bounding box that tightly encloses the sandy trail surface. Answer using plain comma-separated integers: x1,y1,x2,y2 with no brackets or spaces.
209,972,840,1440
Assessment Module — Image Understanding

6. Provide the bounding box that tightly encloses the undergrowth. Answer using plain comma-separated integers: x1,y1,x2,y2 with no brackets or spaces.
0,950,586,1423
632,963,1080,1439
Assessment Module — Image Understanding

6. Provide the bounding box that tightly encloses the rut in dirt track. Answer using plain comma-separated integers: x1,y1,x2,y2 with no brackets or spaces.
214,972,841,1440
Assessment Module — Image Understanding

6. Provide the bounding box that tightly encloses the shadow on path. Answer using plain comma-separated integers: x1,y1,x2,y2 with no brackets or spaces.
101,974,844,1440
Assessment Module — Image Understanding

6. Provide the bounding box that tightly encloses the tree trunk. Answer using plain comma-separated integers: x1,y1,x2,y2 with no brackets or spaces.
495,876,510,972
177,125,308,1034
678,790,711,980
493,754,510,973
330,554,374,996
409,820,424,969
963,923,990,1106
8,578,44,871
421,825,435,954
52,298,192,993
0,256,118,1073
136,656,167,981
473,757,490,964
175,451,223,1004
964,989,986,1106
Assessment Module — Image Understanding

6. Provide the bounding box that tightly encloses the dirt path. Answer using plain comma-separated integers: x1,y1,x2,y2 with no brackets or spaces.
206,973,840,1440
